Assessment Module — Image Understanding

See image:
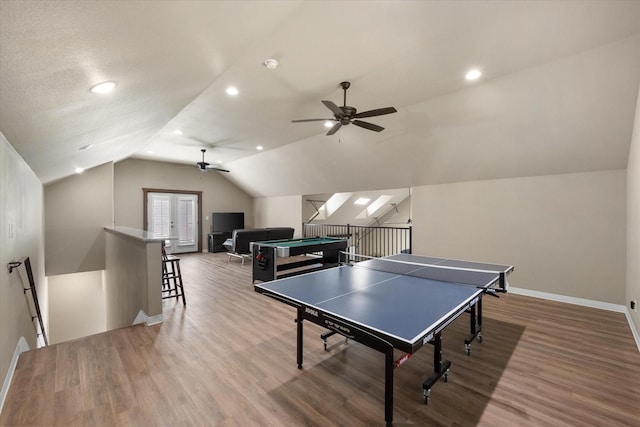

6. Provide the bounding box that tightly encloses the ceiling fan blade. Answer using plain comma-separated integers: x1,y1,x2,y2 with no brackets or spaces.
190,136,218,146
292,118,333,123
352,120,384,132
322,100,344,116
205,165,230,173
353,107,397,119
326,122,342,136
186,136,245,150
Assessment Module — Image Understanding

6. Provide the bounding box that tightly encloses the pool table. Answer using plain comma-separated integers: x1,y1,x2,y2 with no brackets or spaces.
251,237,348,282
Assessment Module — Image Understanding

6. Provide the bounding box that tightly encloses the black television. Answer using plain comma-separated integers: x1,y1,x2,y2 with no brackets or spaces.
212,212,244,234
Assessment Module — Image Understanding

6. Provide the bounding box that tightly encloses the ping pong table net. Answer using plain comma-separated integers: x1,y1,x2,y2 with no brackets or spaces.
343,253,504,291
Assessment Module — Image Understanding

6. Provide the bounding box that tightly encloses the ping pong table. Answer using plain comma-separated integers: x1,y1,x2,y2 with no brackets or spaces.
254,253,513,426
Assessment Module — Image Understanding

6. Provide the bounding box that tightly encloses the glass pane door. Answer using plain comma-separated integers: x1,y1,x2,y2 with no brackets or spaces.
147,192,198,254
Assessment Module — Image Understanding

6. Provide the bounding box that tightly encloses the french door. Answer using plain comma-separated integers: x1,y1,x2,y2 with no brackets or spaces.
147,192,198,254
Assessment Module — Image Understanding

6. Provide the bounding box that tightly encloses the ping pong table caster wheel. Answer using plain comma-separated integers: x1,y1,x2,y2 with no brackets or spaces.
465,343,471,356
423,389,431,404
477,333,483,343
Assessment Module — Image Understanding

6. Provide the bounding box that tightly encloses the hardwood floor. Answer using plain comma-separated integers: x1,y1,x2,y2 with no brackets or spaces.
1,252,639,426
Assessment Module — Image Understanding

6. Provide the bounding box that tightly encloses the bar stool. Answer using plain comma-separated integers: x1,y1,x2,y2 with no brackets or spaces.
162,245,186,305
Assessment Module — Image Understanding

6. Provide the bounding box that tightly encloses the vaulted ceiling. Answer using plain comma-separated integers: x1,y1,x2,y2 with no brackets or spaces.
1,1,639,197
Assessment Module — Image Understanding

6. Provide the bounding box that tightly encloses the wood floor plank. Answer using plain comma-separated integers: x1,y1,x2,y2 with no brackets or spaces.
1,252,639,426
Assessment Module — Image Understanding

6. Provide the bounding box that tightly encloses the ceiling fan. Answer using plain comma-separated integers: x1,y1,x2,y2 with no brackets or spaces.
196,149,229,173
292,81,397,135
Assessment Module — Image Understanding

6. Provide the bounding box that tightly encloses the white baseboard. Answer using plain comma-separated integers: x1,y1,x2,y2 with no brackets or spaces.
509,287,640,352
624,310,640,352
146,314,163,326
0,337,29,414
132,309,163,326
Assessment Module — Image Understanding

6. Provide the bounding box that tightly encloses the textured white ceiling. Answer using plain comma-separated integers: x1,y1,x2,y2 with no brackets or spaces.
1,1,639,197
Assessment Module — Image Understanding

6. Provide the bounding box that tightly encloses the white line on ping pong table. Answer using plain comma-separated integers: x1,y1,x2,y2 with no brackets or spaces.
342,251,505,275
313,270,406,305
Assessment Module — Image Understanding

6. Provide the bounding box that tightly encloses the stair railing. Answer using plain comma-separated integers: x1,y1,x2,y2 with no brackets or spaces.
8,256,48,347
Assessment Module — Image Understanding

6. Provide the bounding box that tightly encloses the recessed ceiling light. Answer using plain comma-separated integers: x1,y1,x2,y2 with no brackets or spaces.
173,129,183,135
226,86,239,96
90,81,117,94
147,150,154,154
465,69,482,81
263,58,278,70
354,197,370,205
75,167,84,174
78,144,93,151
324,121,334,128
256,145,263,151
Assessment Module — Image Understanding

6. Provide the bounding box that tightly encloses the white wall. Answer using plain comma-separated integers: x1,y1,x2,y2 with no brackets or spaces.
43,162,113,345
114,158,254,246
627,88,640,334
253,195,303,237
44,162,114,275
48,270,105,344
0,133,45,405
104,229,162,330
412,170,626,304
380,196,411,227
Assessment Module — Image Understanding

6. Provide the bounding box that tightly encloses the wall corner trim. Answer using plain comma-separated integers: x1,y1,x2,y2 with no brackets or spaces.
0,337,30,414
132,309,148,325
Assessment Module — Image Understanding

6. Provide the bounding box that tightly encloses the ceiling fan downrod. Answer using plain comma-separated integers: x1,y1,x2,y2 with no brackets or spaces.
341,81,350,107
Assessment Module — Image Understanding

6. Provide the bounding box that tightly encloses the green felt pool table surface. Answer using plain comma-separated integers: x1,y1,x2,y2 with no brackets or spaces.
258,237,345,248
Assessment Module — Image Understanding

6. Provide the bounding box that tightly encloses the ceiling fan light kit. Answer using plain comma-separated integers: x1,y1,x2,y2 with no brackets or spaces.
292,81,397,135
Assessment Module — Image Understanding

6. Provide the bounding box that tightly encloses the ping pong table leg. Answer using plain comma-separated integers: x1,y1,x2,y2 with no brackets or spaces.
477,298,483,340
423,332,451,404
297,308,303,369
384,346,394,426
321,330,337,351
465,298,483,355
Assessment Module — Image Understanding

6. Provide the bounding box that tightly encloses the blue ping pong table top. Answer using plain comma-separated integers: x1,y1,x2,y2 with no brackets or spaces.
255,255,511,346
